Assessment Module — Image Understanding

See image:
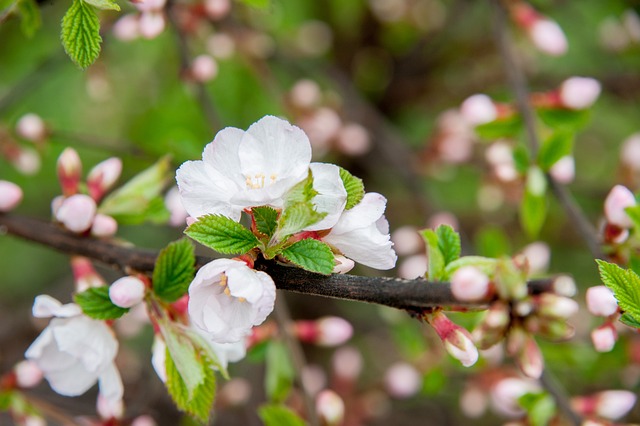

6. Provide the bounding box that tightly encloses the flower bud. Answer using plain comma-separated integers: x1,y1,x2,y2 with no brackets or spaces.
71,256,105,292
0,180,23,212
290,79,321,109
301,364,327,396
384,362,422,399
591,323,617,353
296,316,353,347
191,54,218,83
398,254,427,279
97,392,124,420
218,378,252,406
520,242,550,275
332,255,355,274
460,94,498,126
204,0,231,20
139,12,165,39
13,146,41,175
528,19,568,56
91,214,118,238
551,275,576,297
16,113,47,142
109,276,146,308
335,123,371,156
87,157,122,202
604,185,636,228
586,285,618,317
537,293,579,319
23,415,46,426
526,166,547,197
621,132,640,171
391,225,422,256
573,390,636,420
113,14,140,41
316,390,345,426
57,148,82,196
131,415,157,426
549,155,575,184
55,194,97,233
451,266,490,302
332,346,362,381
207,33,236,59
559,77,602,110
516,334,543,379
491,377,540,417
14,360,43,388
430,311,478,367
460,385,488,418
134,0,165,12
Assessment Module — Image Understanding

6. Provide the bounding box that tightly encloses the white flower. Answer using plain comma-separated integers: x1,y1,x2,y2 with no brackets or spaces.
176,116,312,221
322,193,397,270
188,258,276,343
24,295,123,406
305,163,347,231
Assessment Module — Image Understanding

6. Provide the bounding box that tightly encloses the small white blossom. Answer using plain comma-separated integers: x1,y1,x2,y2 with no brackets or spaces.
188,258,276,343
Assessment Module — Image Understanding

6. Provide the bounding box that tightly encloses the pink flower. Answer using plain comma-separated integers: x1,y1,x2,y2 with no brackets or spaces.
604,185,636,228
0,180,23,212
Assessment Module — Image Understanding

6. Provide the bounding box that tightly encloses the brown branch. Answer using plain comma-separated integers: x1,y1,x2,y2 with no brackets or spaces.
0,213,558,312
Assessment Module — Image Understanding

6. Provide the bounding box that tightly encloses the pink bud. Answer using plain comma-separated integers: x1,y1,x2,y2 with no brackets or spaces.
451,266,490,302
204,0,230,20
335,123,371,156
301,364,327,396
332,346,362,381
57,148,82,197
91,214,118,238
109,276,146,308
131,415,157,426
552,275,576,297
528,19,568,56
384,362,422,398
460,385,489,418
586,285,618,317
71,256,105,292
191,54,218,83
16,113,47,142
296,316,353,347
298,107,342,153
165,186,189,227
517,334,544,379
219,378,252,406
427,211,459,230
139,12,165,39
332,255,354,274
14,360,43,388
316,390,345,426
55,194,97,233
591,323,617,353
520,242,550,275
549,155,575,184
207,33,236,59
113,14,140,41
391,225,422,256
604,185,636,228
13,147,41,175
0,180,23,212
97,393,124,420
398,254,427,279
537,293,579,319
460,94,498,126
620,133,640,170
559,77,602,110
430,311,479,367
290,79,321,109
594,390,636,420
135,0,165,12
87,157,122,202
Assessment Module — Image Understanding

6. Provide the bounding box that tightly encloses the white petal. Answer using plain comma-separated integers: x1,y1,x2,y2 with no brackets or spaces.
98,363,124,405
324,225,396,269
45,359,100,396
32,295,81,318
226,264,268,304
330,193,387,234
202,127,246,187
251,271,276,326
151,336,167,382
305,163,347,231
52,317,117,373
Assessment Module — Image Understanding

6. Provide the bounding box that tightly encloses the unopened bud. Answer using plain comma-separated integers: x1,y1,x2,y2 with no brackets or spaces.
604,185,636,228
460,385,489,418
14,360,43,388
97,393,124,420
296,316,353,347
573,390,637,420
71,256,105,292
204,0,230,20
191,55,218,83
549,155,575,184
301,365,327,396
516,334,543,379
134,0,165,12
23,415,46,426
491,377,540,417
520,242,550,275
551,275,576,297
430,311,479,367
591,323,617,353
528,19,568,56
113,14,140,41
559,77,602,110
57,148,82,196
87,157,122,202
451,266,490,302
460,94,498,126
398,254,427,279
537,293,579,319
290,79,321,109
139,12,165,39
109,276,146,308
332,346,362,381
335,123,371,156
13,147,41,175
91,214,118,238
384,362,422,398
131,415,157,426
55,194,97,233
16,113,47,142
621,133,640,171
586,285,618,317
391,225,422,256
526,166,547,197
207,33,236,59
316,389,344,425
0,180,23,212
218,378,252,406
332,255,354,274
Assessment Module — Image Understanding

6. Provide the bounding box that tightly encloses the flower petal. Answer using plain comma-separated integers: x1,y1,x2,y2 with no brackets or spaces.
305,163,347,231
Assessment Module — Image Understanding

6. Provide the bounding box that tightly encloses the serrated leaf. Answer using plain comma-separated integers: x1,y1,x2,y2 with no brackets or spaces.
284,170,316,208
265,341,294,403
475,115,523,140
61,0,102,69
252,206,279,238
153,239,195,302
538,131,574,171
435,225,460,266
259,404,306,426
274,202,326,242
339,167,365,209
165,347,216,423
596,260,640,322
620,312,640,329
520,190,547,238
17,0,40,37
420,229,445,281
281,239,334,275
74,286,129,320
186,214,259,255
83,0,120,11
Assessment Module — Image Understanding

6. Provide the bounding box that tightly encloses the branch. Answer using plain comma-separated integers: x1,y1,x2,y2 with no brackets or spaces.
0,213,558,312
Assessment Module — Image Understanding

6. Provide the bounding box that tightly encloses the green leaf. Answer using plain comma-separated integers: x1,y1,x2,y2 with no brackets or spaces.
185,214,259,255
625,205,640,230
474,226,511,258
259,404,306,426
520,190,546,238
475,115,523,140
538,131,574,171
99,157,172,223
17,0,41,37
420,229,445,281
512,144,530,174
537,108,591,131
74,286,129,320
274,203,326,242
165,347,216,423
153,239,195,302
435,225,461,266
83,0,120,10
160,320,206,396
61,0,102,69
596,260,640,322
0,0,17,14
238,0,269,8
620,312,640,329
281,239,334,275
265,341,295,403
339,167,365,210
283,171,317,209
253,206,279,238
518,392,556,426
